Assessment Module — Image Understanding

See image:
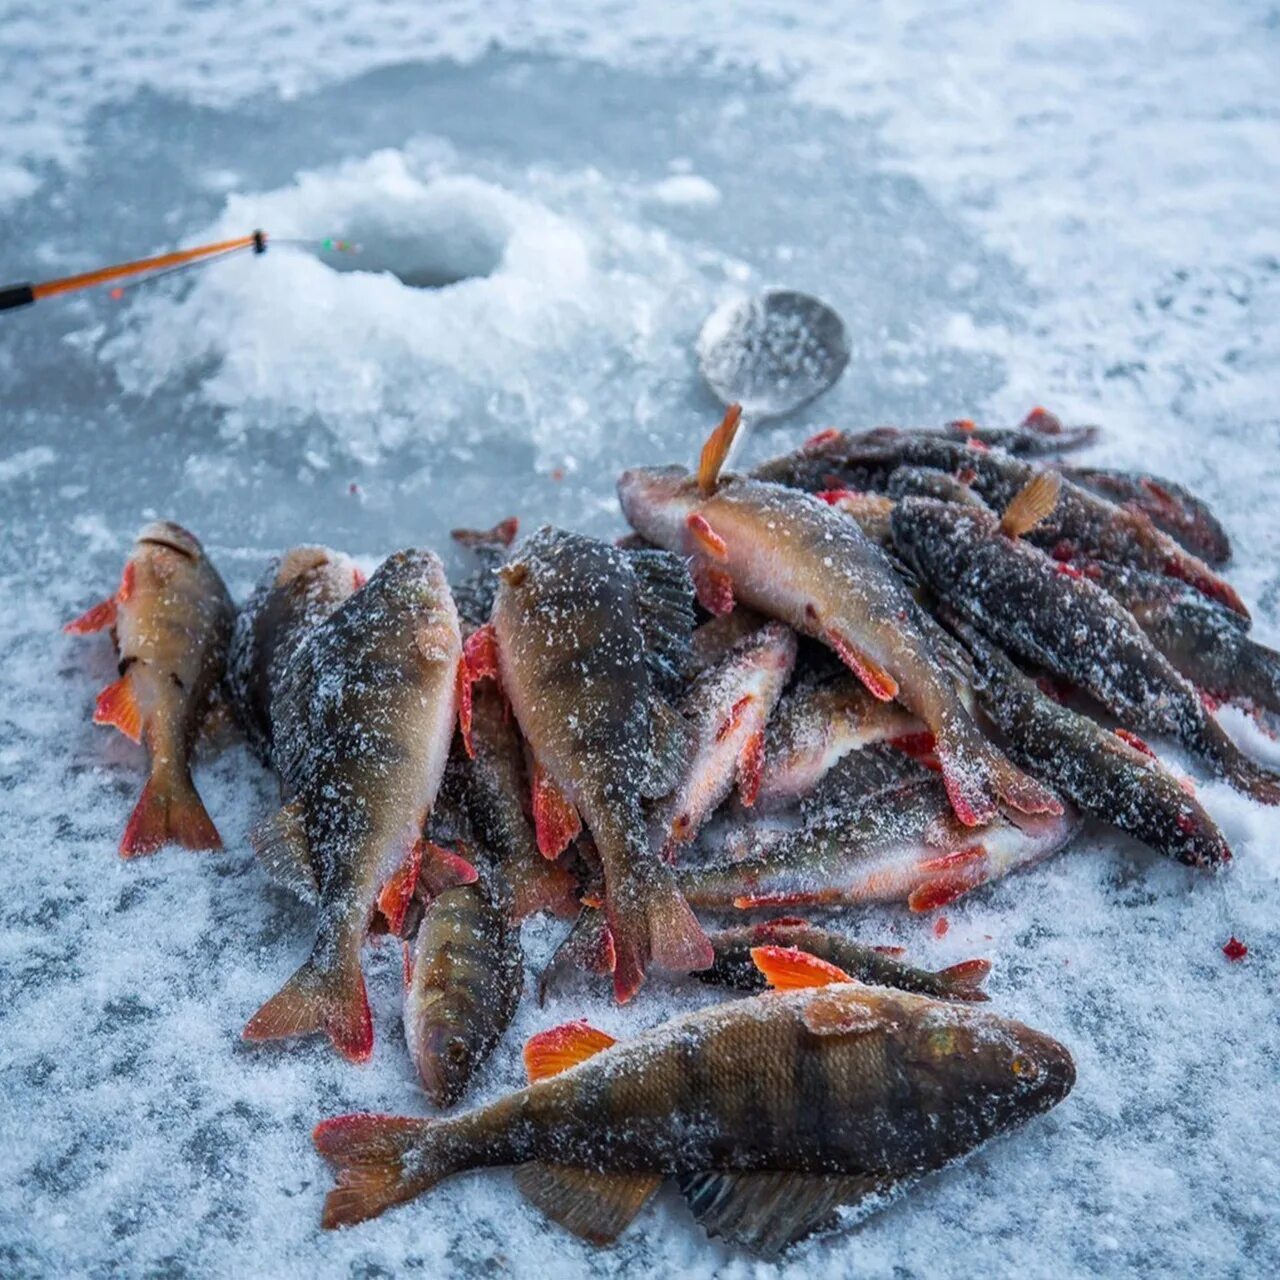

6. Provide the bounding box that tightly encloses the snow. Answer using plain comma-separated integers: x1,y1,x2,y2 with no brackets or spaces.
1,2,1278,1277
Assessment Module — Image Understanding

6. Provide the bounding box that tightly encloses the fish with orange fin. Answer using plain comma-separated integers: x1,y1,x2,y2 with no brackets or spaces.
467,527,712,1003
618,408,1061,830
242,550,470,1063
314,946,1074,1255
700,919,991,1001
648,620,797,860
755,664,925,812
680,747,1080,914
954,621,1231,868
890,480,1280,805
225,545,366,764
65,521,234,857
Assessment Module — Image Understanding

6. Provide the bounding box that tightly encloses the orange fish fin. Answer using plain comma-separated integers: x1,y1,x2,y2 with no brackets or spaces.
120,771,222,858
692,563,735,616
916,843,987,873
459,623,501,757
93,676,143,743
523,1020,617,1082
64,595,118,634
514,1164,660,1246
244,954,373,1063
801,989,888,1037
608,873,712,1004
736,725,766,808
313,1113,438,1229
999,470,1062,538
750,944,853,990
451,517,519,549
378,839,425,935
249,798,315,900
505,856,582,923
937,957,992,999
697,403,744,495
531,763,581,860
416,840,479,899
824,630,898,701
686,512,728,561
909,861,989,913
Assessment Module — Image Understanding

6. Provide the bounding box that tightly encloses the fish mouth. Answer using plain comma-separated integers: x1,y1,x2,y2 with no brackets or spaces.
1015,1028,1076,1110
413,1024,473,1107
138,520,201,560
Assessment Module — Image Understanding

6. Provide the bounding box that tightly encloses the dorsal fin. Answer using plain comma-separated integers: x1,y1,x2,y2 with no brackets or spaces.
524,1021,617,1082
999,471,1062,538
697,404,744,494
627,547,696,689
751,945,853,989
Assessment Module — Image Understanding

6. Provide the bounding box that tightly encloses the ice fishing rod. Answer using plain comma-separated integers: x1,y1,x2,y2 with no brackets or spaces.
0,229,354,312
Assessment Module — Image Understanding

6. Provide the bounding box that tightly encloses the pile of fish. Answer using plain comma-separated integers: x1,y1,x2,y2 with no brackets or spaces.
65,406,1270,1256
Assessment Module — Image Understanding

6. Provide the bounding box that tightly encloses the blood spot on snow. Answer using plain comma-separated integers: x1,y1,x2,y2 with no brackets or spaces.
933,916,949,938
1222,936,1248,962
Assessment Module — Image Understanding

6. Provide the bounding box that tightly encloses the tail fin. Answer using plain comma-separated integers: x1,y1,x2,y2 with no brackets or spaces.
243,950,373,1062
504,856,581,923
1201,722,1280,806
313,1114,441,1228
607,863,713,1004
936,727,1062,828
936,958,992,1001
120,768,222,858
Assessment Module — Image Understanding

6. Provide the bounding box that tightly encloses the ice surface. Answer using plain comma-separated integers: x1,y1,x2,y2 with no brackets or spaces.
2,2,1279,1276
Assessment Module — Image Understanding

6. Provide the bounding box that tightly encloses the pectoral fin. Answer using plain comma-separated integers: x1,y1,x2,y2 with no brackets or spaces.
677,1169,892,1257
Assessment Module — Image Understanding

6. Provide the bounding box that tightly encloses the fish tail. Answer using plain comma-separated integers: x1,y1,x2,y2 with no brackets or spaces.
1201,722,1280,805
120,765,222,858
936,958,993,1001
243,946,373,1062
936,724,1062,827
313,1113,445,1228
607,859,713,1004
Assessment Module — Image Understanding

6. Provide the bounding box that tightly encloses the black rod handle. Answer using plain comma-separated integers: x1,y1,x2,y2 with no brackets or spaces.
0,283,36,312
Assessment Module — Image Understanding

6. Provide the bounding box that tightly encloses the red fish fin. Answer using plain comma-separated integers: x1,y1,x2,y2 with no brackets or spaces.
998,471,1062,538
523,1020,618,1082
697,403,744,494
459,624,501,757
378,839,424,935
451,517,518,548
736,726,766,807
93,676,143,743
416,840,479,899
64,595,118,634
692,563,735,616
243,954,373,1063
531,764,581,860
686,512,728,561
609,873,712,1004
750,944,852,990
908,862,989,913
120,771,222,858
313,1114,439,1229
937,958,992,1000
916,844,986,873
513,1164,660,1246
402,942,413,989
824,629,898,702
505,856,581,922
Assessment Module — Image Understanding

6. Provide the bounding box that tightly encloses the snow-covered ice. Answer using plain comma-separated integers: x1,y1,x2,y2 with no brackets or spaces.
1,2,1278,1276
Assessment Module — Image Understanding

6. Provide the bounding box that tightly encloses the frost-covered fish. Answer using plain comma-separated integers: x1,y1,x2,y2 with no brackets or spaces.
681,757,1080,913
751,409,1097,490
404,879,523,1107
956,622,1231,867
755,666,925,812
315,945,1074,1255
891,480,1280,803
468,527,712,1002
649,621,797,859
65,521,234,857
225,546,365,763
1082,560,1280,717
243,550,468,1062
1061,466,1231,567
688,607,771,675
700,918,991,1001
618,408,1060,829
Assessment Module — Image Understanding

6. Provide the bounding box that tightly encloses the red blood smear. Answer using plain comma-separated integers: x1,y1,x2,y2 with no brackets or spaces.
1222,936,1248,962
804,428,841,449
933,916,949,938
1056,562,1084,580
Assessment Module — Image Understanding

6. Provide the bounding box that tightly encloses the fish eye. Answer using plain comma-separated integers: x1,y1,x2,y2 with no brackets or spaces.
1011,1054,1039,1079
